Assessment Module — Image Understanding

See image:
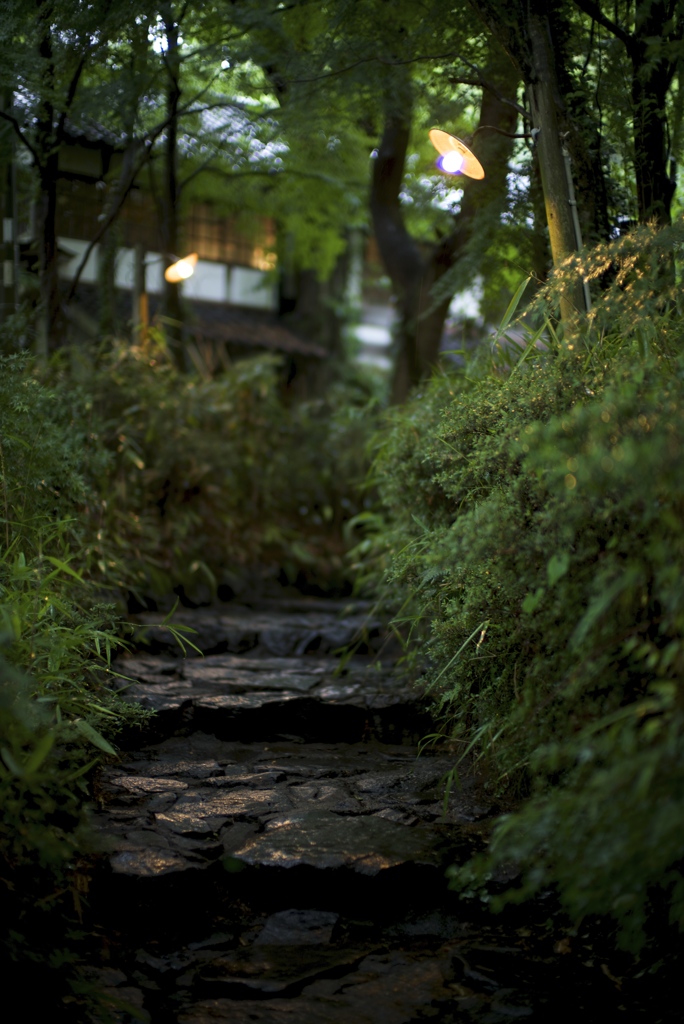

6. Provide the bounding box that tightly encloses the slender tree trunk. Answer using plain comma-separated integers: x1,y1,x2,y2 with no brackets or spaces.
160,4,183,351
548,11,610,246
1,89,17,329
280,251,349,396
571,0,679,227
34,0,61,356
132,241,148,341
527,13,586,320
474,0,603,315
1,156,14,325
632,71,674,225
370,108,424,401
529,149,551,284
35,156,60,356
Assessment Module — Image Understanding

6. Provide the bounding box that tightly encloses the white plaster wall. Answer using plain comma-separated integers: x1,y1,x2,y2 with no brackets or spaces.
228,266,276,310
57,242,282,315
57,237,99,284
114,248,164,294
182,260,229,303
354,323,391,348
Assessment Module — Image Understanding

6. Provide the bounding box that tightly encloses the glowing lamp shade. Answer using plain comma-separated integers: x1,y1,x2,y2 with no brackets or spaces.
438,151,464,174
428,129,485,180
164,252,198,283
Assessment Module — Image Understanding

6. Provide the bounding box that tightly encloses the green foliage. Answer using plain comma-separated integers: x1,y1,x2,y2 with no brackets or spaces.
0,654,95,1019
368,226,684,951
534,220,684,348
0,335,375,1008
0,353,139,735
0,351,149,933
54,336,375,600
0,656,88,871
0,349,149,1012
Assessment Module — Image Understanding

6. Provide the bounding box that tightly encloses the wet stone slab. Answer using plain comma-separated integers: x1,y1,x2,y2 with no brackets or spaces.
93,736,494,880
223,810,441,873
81,922,616,1024
117,653,401,702
254,909,339,946
113,648,427,744
133,604,384,658
174,946,472,1024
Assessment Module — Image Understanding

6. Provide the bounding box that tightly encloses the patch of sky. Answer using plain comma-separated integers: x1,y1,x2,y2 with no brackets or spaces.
248,137,288,164
148,15,183,53
234,93,269,109
195,105,288,167
432,186,463,212
57,28,80,46
507,169,529,199
448,275,483,320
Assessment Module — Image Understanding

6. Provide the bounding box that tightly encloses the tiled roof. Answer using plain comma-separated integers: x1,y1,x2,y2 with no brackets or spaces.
62,118,125,149
191,303,327,359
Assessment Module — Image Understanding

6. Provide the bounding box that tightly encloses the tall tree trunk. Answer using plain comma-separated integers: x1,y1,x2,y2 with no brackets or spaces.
549,11,610,246
280,252,349,396
529,149,552,284
98,221,119,337
526,11,586,320
474,0,608,311
371,58,518,402
1,89,18,330
631,0,676,225
370,105,422,400
572,0,679,226
160,4,183,353
34,0,61,356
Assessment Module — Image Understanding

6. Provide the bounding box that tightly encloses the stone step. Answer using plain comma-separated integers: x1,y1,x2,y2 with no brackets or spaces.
92,734,493,891
84,903,595,1024
114,652,430,744
131,604,386,658
88,730,500,1024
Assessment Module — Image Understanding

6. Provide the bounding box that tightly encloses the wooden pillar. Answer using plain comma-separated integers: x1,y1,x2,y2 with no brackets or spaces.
132,242,148,341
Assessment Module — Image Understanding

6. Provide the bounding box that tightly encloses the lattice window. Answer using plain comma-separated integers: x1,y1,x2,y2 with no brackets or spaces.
186,204,275,269
56,184,275,269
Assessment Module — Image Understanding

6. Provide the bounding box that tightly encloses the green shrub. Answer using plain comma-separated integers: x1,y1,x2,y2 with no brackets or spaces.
368,239,684,949
45,337,376,601
0,333,376,1011
0,655,88,871
0,354,140,1017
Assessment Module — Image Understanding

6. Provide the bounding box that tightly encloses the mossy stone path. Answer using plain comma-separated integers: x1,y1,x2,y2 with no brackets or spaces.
84,600,652,1022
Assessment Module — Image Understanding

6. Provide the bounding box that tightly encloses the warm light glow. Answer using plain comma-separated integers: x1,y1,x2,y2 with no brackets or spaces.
252,247,278,271
428,129,485,181
164,252,198,283
437,151,464,174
